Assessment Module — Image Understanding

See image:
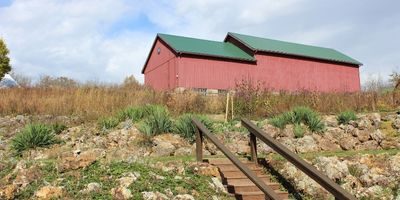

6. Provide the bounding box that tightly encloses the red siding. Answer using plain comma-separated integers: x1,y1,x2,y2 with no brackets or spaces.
176,53,360,92
144,39,178,90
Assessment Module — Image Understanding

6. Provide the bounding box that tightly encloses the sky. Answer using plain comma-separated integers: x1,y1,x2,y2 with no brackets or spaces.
0,0,399,84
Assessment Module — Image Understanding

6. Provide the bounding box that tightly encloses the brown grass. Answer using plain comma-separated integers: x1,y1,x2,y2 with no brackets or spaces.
0,84,396,120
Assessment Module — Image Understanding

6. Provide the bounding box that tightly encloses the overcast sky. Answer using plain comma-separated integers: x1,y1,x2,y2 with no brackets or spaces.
0,0,399,84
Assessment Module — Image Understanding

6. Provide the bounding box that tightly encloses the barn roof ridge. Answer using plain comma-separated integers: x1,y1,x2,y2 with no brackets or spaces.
226,32,362,66
157,33,256,62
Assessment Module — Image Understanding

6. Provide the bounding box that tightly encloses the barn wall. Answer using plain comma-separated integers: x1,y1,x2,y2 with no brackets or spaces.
144,39,177,90
177,53,361,92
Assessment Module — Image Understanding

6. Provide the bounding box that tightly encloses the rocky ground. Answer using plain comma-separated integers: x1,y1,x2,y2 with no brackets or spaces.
0,113,400,199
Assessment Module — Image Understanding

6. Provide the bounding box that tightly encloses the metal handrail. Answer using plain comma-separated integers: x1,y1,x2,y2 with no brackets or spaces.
241,118,357,200
192,118,281,200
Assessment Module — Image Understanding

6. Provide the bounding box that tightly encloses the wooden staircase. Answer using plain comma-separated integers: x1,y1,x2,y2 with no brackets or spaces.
208,158,289,200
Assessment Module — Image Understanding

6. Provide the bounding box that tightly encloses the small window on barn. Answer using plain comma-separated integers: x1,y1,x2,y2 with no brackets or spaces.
157,47,161,55
193,88,207,95
218,89,228,94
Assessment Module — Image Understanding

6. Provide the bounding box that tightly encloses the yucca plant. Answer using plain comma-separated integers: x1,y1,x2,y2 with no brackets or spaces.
11,124,59,154
117,106,145,122
138,105,172,136
174,114,214,142
307,116,325,133
293,123,305,138
337,111,357,125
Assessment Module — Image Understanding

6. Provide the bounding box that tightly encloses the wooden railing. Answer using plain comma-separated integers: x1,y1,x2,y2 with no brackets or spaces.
241,118,357,200
192,118,281,200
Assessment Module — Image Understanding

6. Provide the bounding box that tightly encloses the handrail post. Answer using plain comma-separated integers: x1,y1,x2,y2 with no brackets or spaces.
195,126,203,162
249,132,258,164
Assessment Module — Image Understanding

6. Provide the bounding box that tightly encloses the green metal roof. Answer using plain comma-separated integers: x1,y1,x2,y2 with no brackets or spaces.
158,33,255,61
227,32,362,65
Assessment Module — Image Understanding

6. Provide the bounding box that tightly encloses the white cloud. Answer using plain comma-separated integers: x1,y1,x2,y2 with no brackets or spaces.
0,0,399,86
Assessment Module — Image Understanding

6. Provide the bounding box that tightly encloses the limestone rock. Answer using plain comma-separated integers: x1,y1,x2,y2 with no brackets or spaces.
357,130,371,142
117,173,137,187
323,115,338,127
35,186,64,200
0,185,17,200
313,134,340,151
80,182,101,194
173,194,195,200
370,129,385,144
356,140,379,150
339,136,358,150
111,187,133,200
174,147,193,156
193,163,220,177
211,177,226,193
142,191,169,200
314,156,349,182
295,136,319,153
58,149,104,172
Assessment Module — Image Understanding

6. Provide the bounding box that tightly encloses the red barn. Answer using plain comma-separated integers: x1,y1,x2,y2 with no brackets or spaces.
141,32,362,93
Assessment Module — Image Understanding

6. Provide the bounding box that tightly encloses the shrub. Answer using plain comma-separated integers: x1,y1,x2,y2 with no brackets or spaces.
11,124,59,154
98,117,120,130
51,123,67,134
174,114,214,142
337,111,357,125
138,105,172,136
293,123,305,138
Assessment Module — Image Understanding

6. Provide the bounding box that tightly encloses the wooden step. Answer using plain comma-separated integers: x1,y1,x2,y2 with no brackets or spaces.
208,158,254,165
218,164,261,171
235,191,289,200
225,176,271,185
221,169,264,177
226,182,281,193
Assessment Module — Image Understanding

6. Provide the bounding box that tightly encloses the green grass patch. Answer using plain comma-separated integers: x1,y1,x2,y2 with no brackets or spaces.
11,124,60,154
98,117,120,130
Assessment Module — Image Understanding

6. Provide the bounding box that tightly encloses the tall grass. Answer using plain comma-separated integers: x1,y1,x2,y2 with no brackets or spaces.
0,79,396,120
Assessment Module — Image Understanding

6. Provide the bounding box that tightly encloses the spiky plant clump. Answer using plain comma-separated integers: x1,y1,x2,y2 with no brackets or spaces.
337,111,358,125
98,117,120,130
51,123,67,134
293,123,305,138
174,114,214,143
138,105,172,136
307,116,325,133
117,106,145,122
11,124,59,154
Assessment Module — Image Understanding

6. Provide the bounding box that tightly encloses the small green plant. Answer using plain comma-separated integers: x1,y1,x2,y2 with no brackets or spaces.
337,111,357,125
11,124,59,154
174,114,214,142
293,123,305,138
51,123,67,134
138,105,172,136
117,106,146,122
307,117,325,133
269,106,325,133
269,115,288,129
98,117,120,129
348,165,363,178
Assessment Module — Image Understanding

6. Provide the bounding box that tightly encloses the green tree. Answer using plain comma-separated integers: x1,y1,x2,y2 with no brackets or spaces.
0,38,11,80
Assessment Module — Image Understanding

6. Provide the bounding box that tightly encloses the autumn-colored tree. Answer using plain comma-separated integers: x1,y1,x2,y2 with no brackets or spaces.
0,38,11,80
